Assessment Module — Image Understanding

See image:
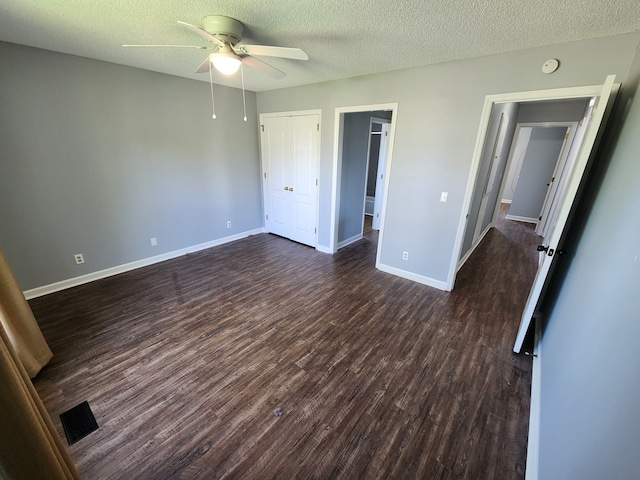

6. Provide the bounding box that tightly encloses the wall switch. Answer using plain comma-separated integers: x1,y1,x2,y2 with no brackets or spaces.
150,237,157,246
440,192,448,203
402,251,409,261
74,254,84,265
227,220,232,229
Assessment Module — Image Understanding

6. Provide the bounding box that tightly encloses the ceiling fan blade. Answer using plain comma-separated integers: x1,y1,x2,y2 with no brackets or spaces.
241,55,286,79
123,44,210,49
240,45,308,61
195,55,213,74
177,21,225,47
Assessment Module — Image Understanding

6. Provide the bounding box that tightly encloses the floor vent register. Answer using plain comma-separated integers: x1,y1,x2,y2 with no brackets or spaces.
59,400,99,445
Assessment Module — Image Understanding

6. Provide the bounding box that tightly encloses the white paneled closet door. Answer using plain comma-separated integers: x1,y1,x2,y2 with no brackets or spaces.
261,113,319,247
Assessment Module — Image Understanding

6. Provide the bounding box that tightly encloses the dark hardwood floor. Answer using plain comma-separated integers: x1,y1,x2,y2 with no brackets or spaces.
30,206,539,479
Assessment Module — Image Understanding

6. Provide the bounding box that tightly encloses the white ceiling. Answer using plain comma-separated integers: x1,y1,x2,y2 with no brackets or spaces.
0,0,638,92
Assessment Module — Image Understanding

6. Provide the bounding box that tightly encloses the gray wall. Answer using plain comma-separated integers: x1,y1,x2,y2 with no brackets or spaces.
2,33,640,292
537,42,640,479
257,32,639,286
460,102,519,258
366,131,381,197
339,110,389,243
516,98,590,123
0,42,262,290
509,127,567,219
502,127,532,203
339,112,373,242
502,98,590,205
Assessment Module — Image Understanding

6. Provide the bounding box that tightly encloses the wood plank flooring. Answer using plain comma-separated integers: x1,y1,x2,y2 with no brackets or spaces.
30,206,539,479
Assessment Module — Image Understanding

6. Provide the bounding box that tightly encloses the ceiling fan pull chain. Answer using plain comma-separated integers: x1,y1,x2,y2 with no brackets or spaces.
241,63,247,122
208,62,217,119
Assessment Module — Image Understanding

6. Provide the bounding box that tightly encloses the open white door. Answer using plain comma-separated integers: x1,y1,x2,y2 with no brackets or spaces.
535,125,578,238
372,122,391,230
513,75,616,352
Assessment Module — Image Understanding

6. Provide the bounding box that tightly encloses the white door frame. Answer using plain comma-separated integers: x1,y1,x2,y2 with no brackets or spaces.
448,80,615,292
260,109,322,248
330,103,398,259
498,122,578,231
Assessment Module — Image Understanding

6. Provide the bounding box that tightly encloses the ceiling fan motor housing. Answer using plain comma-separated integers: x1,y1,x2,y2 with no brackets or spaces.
202,15,244,45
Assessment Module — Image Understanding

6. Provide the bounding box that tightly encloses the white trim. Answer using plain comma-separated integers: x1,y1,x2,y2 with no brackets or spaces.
260,109,323,118
315,244,333,254
457,224,491,271
330,103,399,255
447,82,611,292
457,247,474,272
337,233,363,250
500,199,512,204
505,214,539,224
377,263,448,291
525,316,543,480
23,228,265,300
516,122,578,128
491,85,605,104
535,123,578,237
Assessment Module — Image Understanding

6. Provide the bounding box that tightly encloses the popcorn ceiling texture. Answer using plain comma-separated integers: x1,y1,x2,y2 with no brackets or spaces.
0,0,638,91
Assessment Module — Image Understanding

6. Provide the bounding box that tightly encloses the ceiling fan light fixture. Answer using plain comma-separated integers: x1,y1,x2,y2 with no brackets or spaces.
210,52,242,75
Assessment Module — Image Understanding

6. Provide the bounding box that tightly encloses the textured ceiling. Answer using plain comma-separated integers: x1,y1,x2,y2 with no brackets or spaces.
0,0,638,92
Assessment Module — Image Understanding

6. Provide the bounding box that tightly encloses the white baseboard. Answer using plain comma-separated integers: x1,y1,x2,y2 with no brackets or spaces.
505,214,538,224
457,225,491,271
337,233,363,250
315,244,333,254
501,199,512,204
525,317,542,480
376,263,448,291
23,228,265,300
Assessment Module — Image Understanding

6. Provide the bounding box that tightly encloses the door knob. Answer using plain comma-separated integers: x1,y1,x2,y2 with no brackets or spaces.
290,187,294,192
538,245,555,256
284,186,289,191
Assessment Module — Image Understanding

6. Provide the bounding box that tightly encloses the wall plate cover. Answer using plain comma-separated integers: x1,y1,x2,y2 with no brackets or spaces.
542,59,559,74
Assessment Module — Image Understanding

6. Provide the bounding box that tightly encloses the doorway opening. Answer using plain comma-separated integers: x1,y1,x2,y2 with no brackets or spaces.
449,76,617,353
503,122,579,240
330,103,398,266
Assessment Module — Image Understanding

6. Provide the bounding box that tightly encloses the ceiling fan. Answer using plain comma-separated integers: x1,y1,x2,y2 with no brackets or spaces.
124,15,309,79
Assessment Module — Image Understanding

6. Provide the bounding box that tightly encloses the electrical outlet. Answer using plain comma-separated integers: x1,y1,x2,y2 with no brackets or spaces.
150,237,157,247
227,220,232,229
74,254,84,265
440,192,448,203
402,251,409,261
